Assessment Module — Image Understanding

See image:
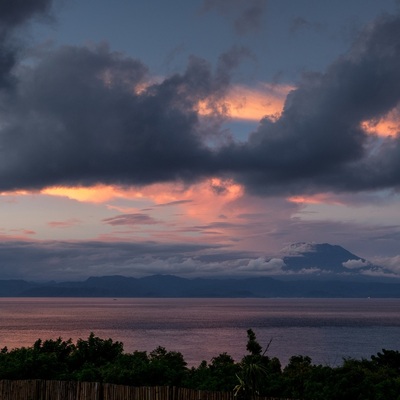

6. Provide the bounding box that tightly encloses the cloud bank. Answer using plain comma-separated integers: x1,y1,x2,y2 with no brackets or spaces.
0,239,398,280
1,5,400,197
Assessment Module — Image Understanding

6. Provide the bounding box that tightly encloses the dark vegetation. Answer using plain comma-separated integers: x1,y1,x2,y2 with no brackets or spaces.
0,330,399,400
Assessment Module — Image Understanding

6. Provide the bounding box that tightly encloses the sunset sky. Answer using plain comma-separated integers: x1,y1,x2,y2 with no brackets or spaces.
1,0,400,280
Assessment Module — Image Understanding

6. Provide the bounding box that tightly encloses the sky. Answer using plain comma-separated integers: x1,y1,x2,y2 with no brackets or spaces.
1,0,400,280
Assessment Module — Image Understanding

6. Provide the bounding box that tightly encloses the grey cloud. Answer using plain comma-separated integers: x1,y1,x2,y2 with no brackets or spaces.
342,259,371,269
289,17,323,34
0,231,398,280
154,200,193,207
191,221,244,231
0,239,295,280
103,213,159,226
237,257,286,273
0,0,52,88
215,46,253,89
194,251,255,263
2,11,400,197
236,213,268,219
371,229,400,241
0,240,223,280
0,46,221,191
372,255,400,274
209,178,231,194
201,0,268,35
234,2,267,35
0,238,328,280
0,0,51,27
220,13,400,194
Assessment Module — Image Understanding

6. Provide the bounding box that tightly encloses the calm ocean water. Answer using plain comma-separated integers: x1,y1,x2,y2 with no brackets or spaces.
0,298,399,366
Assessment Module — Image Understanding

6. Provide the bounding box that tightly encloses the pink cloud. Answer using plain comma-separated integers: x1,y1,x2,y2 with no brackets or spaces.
47,219,81,228
21,229,36,235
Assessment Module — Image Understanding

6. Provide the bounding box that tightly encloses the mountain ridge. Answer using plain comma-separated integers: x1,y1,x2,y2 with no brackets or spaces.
0,274,399,298
280,242,388,276
0,243,398,297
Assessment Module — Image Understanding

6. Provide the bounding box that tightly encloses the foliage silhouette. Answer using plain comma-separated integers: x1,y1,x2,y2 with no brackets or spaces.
0,331,399,399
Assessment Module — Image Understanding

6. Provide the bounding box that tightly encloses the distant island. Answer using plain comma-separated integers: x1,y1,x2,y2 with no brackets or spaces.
1,274,400,298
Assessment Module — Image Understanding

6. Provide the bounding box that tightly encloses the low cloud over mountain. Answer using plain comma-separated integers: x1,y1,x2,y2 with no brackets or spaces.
0,239,396,281
280,242,371,275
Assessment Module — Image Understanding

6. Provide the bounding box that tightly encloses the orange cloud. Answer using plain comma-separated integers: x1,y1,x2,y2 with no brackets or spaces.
361,107,400,137
134,75,292,123
15,179,242,212
42,185,132,203
198,83,293,122
225,83,293,121
0,190,30,197
287,193,344,205
38,180,246,245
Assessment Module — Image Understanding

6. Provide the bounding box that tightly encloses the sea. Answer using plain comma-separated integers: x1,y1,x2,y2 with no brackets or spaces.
0,297,399,367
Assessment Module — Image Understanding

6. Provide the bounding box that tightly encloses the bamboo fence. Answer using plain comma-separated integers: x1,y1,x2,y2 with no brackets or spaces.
0,380,295,400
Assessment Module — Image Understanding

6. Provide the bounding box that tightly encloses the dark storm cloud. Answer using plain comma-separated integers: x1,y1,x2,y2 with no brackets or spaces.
201,0,268,35
2,10,400,196
219,12,400,194
0,46,221,190
0,0,51,26
0,0,52,88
